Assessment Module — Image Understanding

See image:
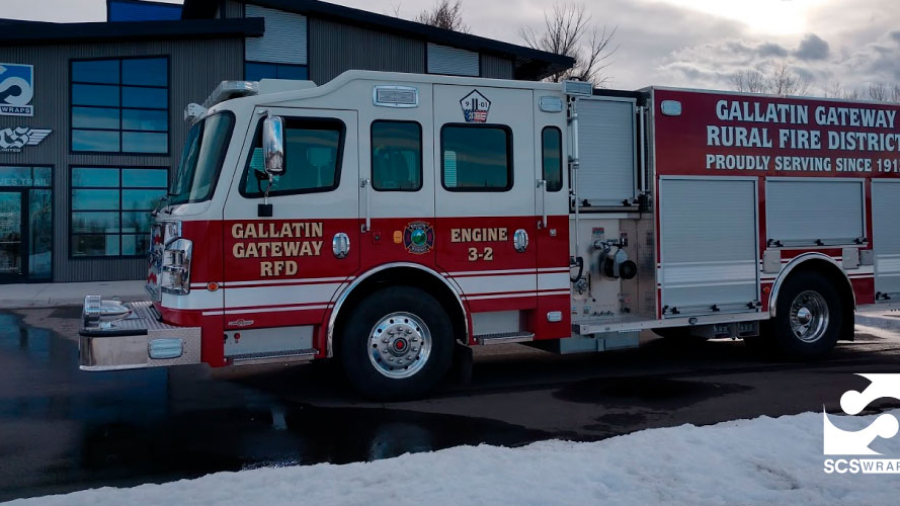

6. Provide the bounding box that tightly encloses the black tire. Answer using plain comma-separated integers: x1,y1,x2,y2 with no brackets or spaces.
769,271,842,359
339,286,454,401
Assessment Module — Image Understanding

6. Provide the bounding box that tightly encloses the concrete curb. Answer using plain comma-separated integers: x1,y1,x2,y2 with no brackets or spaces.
0,281,147,309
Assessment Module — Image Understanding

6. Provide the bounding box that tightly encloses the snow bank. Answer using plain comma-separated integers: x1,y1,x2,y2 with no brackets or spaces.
10,410,900,506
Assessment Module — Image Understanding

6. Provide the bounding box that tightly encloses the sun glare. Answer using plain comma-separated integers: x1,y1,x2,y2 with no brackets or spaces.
654,0,829,36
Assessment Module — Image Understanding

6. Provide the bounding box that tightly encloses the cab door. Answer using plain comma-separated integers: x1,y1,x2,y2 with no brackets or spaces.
222,107,360,332
533,93,572,339
433,85,538,341
358,83,435,271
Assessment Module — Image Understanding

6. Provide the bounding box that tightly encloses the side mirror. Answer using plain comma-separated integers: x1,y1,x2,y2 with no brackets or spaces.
263,116,285,177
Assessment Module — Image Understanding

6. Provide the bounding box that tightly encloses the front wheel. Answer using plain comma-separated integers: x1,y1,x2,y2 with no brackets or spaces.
339,286,454,400
770,271,842,359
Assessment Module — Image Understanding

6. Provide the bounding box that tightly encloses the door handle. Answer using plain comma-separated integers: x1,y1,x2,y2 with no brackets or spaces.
536,179,548,229
360,178,371,233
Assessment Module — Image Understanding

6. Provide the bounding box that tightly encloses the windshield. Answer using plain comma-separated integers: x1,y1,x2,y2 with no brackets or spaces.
170,112,235,205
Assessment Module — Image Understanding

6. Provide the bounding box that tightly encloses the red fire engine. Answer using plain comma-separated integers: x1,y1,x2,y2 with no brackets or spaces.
79,71,900,399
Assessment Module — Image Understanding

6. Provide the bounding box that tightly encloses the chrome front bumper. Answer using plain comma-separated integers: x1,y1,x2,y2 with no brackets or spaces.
79,299,201,371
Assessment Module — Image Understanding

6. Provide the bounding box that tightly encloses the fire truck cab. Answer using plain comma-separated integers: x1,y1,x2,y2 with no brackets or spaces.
79,70,900,399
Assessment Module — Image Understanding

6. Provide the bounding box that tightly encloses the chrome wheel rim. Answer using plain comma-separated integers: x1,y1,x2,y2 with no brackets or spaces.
368,312,432,379
789,290,829,343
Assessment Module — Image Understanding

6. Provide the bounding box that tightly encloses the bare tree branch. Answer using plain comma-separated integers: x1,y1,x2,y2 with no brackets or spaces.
416,0,469,33
822,81,859,100
519,2,618,86
730,63,810,96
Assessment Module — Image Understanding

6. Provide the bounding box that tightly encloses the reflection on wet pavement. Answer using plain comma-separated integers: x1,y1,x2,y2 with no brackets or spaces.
0,312,549,502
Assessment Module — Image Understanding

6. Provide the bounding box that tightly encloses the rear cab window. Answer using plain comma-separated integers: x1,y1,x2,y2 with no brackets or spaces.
441,124,512,191
371,121,422,191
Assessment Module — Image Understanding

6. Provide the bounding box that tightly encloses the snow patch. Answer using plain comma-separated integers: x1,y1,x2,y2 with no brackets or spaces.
9,410,900,506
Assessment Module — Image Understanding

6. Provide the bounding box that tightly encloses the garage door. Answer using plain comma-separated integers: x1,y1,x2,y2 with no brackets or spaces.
659,178,759,316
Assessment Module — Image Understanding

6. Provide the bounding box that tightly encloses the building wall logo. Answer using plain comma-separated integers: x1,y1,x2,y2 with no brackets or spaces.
0,64,34,117
0,127,51,153
460,90,490,123
824,374,900,474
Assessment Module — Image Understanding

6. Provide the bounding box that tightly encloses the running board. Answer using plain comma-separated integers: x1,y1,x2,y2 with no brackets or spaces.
475,332,534,345
229,348,318,366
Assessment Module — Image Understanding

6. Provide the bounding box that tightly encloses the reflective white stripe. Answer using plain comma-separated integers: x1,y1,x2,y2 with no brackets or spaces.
446,268,536,277
538,290,571,296
538,273,570,291
202,304,331,316
225,283,342,308
223,276,353,287
455,274,536,295
162,289,224,310
466,292,535,301
465,289,569,301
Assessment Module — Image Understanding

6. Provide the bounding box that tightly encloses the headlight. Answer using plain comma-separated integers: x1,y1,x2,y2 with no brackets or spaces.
161,238,192,295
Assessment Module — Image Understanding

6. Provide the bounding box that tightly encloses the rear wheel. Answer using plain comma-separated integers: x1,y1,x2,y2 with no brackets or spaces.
339,286,454,400
769,271,841,359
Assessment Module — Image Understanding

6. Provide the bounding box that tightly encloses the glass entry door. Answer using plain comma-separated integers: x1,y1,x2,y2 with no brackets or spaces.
0,191,25,281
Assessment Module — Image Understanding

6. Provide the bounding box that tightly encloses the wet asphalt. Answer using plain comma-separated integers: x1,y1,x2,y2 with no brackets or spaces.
2,308,900,502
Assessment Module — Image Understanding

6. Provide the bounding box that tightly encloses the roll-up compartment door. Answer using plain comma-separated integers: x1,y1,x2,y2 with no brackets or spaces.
576,98,636,206
873,180,900,301
766,179,865,247
660,178,759,316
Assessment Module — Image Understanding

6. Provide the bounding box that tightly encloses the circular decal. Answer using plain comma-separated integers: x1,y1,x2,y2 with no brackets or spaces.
403,221,434,254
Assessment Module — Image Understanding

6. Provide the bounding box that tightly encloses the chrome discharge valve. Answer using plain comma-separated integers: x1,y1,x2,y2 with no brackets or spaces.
593,238,637,280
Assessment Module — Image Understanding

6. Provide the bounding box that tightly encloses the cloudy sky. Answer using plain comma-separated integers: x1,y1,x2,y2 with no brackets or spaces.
5,0,898,94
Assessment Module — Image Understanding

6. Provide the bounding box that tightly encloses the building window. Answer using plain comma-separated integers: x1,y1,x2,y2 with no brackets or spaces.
241,118,344,197
542,127,563,192
441,124,512,191
372,121,422,191
70,167,168,257
245,62,309,81
71,57,169,154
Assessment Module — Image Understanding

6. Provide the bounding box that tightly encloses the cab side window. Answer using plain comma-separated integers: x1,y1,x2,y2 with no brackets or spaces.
242,118,345,196
441,124,512,191
542,127,563,192
371,121,422,191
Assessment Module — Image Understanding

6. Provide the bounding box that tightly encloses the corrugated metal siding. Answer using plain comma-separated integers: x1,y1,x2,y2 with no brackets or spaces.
427,43,479,76
479,54,513,79
222,0,244,18
0,38,243,282
308,18,425,85
244,5,307,65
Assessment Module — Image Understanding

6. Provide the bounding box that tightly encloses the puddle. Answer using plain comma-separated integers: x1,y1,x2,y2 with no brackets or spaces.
553,376,752,408
0,312,550,501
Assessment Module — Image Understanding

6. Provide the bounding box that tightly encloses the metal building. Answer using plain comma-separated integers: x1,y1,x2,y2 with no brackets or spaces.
0,0,571,284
